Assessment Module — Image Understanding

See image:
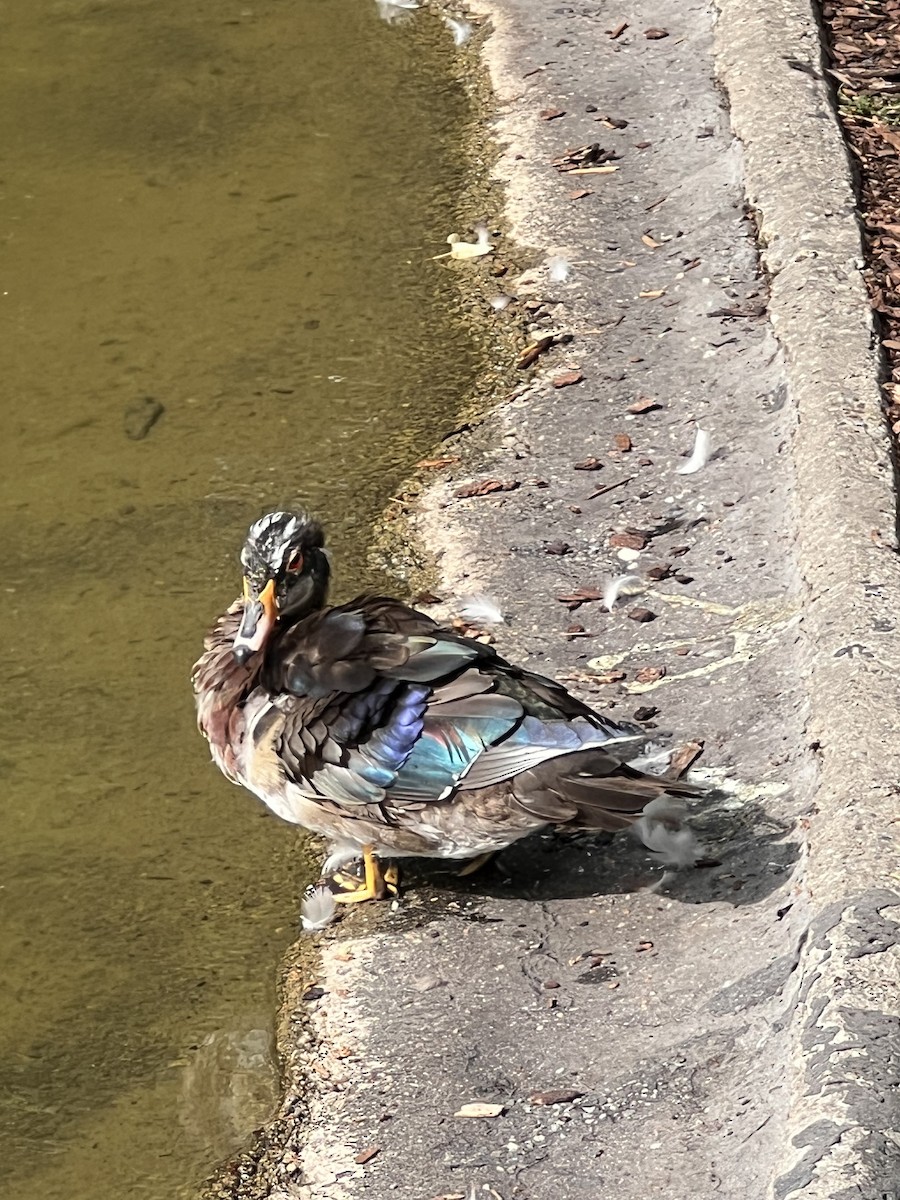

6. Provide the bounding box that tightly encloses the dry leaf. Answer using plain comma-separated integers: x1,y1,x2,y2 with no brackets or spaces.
609,531,646,550
455,479,521,498
569,188,592,200
417,455,460,468
640,288,666,299
634,665,666,684
552,369,584,388
455,1102,505,1118
628,396,662,413
355,1146,381,1165
594,669,627,684
627,607,656,622
874,123,900,154
551,142,616,171
645,564,671,581
644,27,669,38
529,1088,585,1106
608,20,628,37
613,432,632,451
556,586,605,609
517,335,554,369
573,456,604,470
540,108,566,120
632,706,659,721
641,233,663,248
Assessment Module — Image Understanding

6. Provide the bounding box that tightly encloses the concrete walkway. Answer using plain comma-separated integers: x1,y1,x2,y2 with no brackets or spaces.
217,1,900,1197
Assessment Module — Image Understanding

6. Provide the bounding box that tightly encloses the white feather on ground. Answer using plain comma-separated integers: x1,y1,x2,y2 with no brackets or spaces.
547,255,571,282
440,228,494,260
489,294,514,311
633,795,702,868
300,886,338,932
457,594,505,626
675,426,711,475
444,15,473,44
603,573,643,611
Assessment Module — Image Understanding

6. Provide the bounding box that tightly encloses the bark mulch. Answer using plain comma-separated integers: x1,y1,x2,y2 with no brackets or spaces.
820,0,900,431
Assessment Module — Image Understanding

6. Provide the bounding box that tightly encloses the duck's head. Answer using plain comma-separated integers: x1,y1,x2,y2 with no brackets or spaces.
233,510,330,664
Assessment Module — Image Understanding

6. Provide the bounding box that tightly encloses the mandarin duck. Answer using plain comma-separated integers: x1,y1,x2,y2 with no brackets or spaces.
192,511,698,903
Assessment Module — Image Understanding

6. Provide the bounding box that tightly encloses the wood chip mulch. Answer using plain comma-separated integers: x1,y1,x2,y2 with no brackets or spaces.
820,0,900,431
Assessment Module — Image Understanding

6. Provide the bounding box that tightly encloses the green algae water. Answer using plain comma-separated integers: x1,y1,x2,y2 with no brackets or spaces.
0,1,480,1196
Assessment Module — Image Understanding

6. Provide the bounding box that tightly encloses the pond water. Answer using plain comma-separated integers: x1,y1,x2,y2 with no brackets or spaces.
0,1,479,1196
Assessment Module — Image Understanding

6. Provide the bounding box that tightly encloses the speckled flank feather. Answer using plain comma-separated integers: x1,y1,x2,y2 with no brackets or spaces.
193,511,700,866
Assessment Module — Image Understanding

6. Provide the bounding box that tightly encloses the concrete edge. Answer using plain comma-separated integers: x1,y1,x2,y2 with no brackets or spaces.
717,1,900,1195
246,3,900,1196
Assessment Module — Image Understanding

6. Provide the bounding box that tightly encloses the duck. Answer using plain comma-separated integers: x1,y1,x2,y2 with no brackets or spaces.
192,510,699,903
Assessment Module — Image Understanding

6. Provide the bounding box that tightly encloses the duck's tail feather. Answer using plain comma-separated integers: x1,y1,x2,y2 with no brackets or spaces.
511,746,705,834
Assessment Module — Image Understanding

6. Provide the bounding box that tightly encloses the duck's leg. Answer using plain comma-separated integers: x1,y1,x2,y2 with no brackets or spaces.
331,845,398,903
457,849,498,877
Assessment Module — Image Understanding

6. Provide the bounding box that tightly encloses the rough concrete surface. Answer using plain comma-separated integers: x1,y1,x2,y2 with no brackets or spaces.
223,1,900,1198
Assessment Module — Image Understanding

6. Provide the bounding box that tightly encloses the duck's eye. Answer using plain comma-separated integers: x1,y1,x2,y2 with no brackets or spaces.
287,551,304,573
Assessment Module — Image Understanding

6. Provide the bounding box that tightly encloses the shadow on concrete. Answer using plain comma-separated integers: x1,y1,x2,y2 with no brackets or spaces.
394,797,800,910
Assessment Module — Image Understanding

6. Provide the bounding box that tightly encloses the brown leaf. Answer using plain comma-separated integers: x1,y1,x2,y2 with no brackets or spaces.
609,530,646,551
517,335,554,369
641,233,663,248
355,1146,381,1165
597,115,628,128
613,432,633,451
551,369,584,388
540,108,566,121
645,564,672,581
417,455,460,469
644,26,669,38
556,586,605,610
669,739,704,777
634,665,666,684
551,142,616,170
529,1088,586,1106
569,188,593,200
594,669,627,684
628,396,662,413
632,706,659,721
636,940,655,952
608,20,628,37
455,479,521,498
573,456,604,470
627,607,656,623
874,123,900,155
639,288,666,299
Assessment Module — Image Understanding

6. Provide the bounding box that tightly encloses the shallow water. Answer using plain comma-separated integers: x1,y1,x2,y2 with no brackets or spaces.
0,2,478,1196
